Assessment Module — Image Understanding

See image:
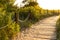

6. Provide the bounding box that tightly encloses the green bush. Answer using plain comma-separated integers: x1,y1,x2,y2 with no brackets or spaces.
0,13,20,40
18,6,41,28
19,6,40,23
56,16,60,40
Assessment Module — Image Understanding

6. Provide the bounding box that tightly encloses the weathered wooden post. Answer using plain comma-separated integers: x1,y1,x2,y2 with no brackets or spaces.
47,9,48,14
13,8,20,40
15,8,19,24
15,12,19,23
58,10,59,14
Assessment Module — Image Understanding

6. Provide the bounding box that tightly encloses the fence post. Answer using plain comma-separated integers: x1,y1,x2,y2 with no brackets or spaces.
47,9,48,14
15,12,19,24
58,10,59,14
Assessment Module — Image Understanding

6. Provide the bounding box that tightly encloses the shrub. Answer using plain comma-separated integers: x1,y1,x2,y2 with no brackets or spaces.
19,6,40,23
56,16,60,40
0,13,20,40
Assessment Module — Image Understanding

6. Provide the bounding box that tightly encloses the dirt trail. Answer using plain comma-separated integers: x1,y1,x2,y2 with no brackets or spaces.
13,16,59,40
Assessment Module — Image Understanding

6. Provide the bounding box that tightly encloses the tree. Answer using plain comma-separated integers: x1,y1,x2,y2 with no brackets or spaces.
22,0,38,6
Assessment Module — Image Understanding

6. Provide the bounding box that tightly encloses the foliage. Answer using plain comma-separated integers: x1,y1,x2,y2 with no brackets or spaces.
0,13,20,40
0,0,20,40
56,16,60,40
19,6,40,23
24,2,38,7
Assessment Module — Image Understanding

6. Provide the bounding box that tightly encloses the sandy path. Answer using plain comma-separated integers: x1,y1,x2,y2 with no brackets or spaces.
13,16,59,40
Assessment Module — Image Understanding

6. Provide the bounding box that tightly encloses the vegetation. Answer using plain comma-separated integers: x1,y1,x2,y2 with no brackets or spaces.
56,16,60,40
0,0,60,40
0,0,20,40
18,3,59,29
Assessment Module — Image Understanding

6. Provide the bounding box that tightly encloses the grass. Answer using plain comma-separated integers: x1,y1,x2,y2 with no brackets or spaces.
56,16,60,40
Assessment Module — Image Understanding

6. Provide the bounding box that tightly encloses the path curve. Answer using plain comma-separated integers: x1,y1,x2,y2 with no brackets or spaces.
13,16,59,40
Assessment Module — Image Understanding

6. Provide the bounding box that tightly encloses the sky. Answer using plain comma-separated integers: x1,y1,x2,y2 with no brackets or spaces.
14,0,60,10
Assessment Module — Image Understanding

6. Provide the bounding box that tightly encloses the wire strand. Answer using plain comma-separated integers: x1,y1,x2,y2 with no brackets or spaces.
0,20,14,29
18,13,30,22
